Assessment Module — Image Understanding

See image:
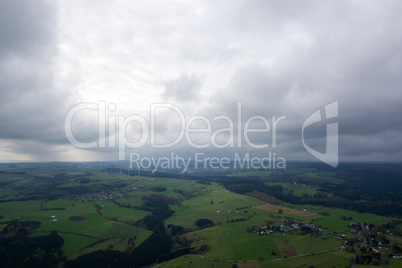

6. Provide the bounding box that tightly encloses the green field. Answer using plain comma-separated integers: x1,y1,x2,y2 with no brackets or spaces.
155,254,232,268
0,164,401,267
190,221,343,261
0,193,150,257
265,182,319,197
100,200,150,222
157,250,354,268
60,233,98,256
166,187,265,229
292,204,398,225
194,222,282,260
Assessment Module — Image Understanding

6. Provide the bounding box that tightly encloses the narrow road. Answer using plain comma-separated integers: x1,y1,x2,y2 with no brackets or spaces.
197,246,342,263
151,247,342,267
352,220,366,268
38,230,102,239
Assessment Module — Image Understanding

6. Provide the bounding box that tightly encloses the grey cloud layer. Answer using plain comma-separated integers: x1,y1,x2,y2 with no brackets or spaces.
0,0,76,154
1,0,402,162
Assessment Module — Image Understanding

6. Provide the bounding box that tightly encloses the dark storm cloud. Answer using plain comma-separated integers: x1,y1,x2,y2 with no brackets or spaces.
0,0,55,58
194,0,402,161
0,0,75,150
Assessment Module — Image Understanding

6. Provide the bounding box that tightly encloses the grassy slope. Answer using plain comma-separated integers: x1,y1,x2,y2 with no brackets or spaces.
166,186,265,229
157,251,354,268
1,169,400,266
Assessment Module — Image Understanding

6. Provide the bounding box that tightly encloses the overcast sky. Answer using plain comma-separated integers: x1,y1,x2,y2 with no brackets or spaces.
1,0,402,164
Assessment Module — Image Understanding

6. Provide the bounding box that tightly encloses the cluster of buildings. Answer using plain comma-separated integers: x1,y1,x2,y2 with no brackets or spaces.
0,186,13,192
340,221,401,260
252,219,329,236
74,190,124,202
73,186,139,202
254,224,286,235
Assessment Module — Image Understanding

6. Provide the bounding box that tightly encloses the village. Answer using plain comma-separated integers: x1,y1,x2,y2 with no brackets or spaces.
246,216,401,264
248,218,329,236
72,186,138,202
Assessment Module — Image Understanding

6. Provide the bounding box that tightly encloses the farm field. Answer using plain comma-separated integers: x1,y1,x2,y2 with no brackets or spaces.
157,250,354,268
189,221,343,261
166,187,265,229
254,203,316,217
291,204,399,226
0,163,401,267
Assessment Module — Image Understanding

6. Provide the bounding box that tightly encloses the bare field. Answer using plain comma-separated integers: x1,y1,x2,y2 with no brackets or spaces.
237,263,260,268
246,190,281,204
254,204,316,217
273,239,298,257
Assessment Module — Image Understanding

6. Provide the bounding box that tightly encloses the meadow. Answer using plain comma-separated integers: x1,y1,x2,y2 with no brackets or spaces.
0,164,401,267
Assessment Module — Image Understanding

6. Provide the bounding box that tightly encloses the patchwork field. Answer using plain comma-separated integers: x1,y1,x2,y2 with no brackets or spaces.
273,239,298,257
166,187,266,229
254,203,316,217
157,250,355,268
